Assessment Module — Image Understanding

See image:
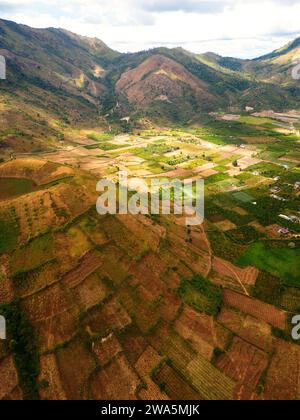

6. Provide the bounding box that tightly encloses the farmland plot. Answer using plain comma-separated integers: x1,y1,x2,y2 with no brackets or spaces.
187,355,236,400
263,339,300,400
218,307,274,353
38,354,67,400
92,333,122,366
56,340,96,400
91,354,141,400
223,289,287,330
175,306,230,360
135,346,169,400
154,363,202,400
216,337,269,390
0,356,19,400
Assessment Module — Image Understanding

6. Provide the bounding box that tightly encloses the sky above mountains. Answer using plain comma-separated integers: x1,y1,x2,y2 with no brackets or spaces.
0,0,299,58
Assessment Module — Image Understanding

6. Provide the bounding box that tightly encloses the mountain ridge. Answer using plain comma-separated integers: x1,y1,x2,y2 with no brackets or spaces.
0,18,300,135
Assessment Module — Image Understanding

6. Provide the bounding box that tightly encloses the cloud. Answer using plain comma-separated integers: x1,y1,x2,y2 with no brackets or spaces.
139,0,227,14
0,0,299,58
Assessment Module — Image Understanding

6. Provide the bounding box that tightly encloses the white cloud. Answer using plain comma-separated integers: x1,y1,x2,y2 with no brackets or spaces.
0,0,299,58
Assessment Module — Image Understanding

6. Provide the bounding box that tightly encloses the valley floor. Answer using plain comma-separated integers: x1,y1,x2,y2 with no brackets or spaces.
0,111,300,400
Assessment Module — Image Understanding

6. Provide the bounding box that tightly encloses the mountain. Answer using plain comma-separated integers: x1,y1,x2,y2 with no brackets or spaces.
0,18,300,145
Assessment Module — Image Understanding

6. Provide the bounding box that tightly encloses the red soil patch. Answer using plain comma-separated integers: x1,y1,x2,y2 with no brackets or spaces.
135,346,169,400
263,339,300,400
155,363,202,400
0,255,14,304
211,257,258,293
129,252,167,290
74,272,108,311
216,337,269,390
119,328,148,365
86,298,132,336
175,306,231,360
218,307,274,353
56,340,96,400
91,354,141,400
223,289,287,330
233,384,260,401
21,282,80,351
4,386,23,400
38,354,67,400
63,251,102,289
0,356,19,400
214,220,237,232
93,333,122,366
34,309,79,352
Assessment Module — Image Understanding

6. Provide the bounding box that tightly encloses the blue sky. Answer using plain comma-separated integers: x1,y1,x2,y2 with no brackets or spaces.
0,0,299,58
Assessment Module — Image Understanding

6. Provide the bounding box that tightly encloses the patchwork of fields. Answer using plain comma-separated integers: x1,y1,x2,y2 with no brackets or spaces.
0,112,300,400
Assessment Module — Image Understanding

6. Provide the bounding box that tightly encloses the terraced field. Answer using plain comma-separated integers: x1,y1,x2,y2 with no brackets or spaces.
0,112,300,400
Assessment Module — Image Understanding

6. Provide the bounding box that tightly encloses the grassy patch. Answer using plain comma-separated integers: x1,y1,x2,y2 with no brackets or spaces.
237,241,300,286
11,234,54,276
232,191,254,203
0,178,36,200
0,216,19,254
178,275,223,316
87,132,114,142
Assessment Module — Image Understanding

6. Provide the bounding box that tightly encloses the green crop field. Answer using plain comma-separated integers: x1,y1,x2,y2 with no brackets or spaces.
237,242,300,286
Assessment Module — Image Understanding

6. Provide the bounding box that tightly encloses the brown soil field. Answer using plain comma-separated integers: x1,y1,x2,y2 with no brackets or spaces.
85,298,132,336
155,363,202,400
214,220,237,231
14,261,59,299
117,284,162,334
56,340,96,400
21,283,76,323
35,308,79,352
135,346,169,400
119,327,148,365
263,339,300,400
128,252,167,288
4,386,24,400
199,169,218,178
91,354,141,400
175,306,231,360
21,283,80,351
223,289,287,330
0,158,45,180
167,232,211,277
159,292,182,322
3,185,74,244
63,250,103,289
233,384,260,401
216,336,269,390
0,255,14,304
74,272,108,310
92,333,122,366
38,354,67,400
218,307,274,353
210,257,258,294
116,214,166,252
0,356,19,400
